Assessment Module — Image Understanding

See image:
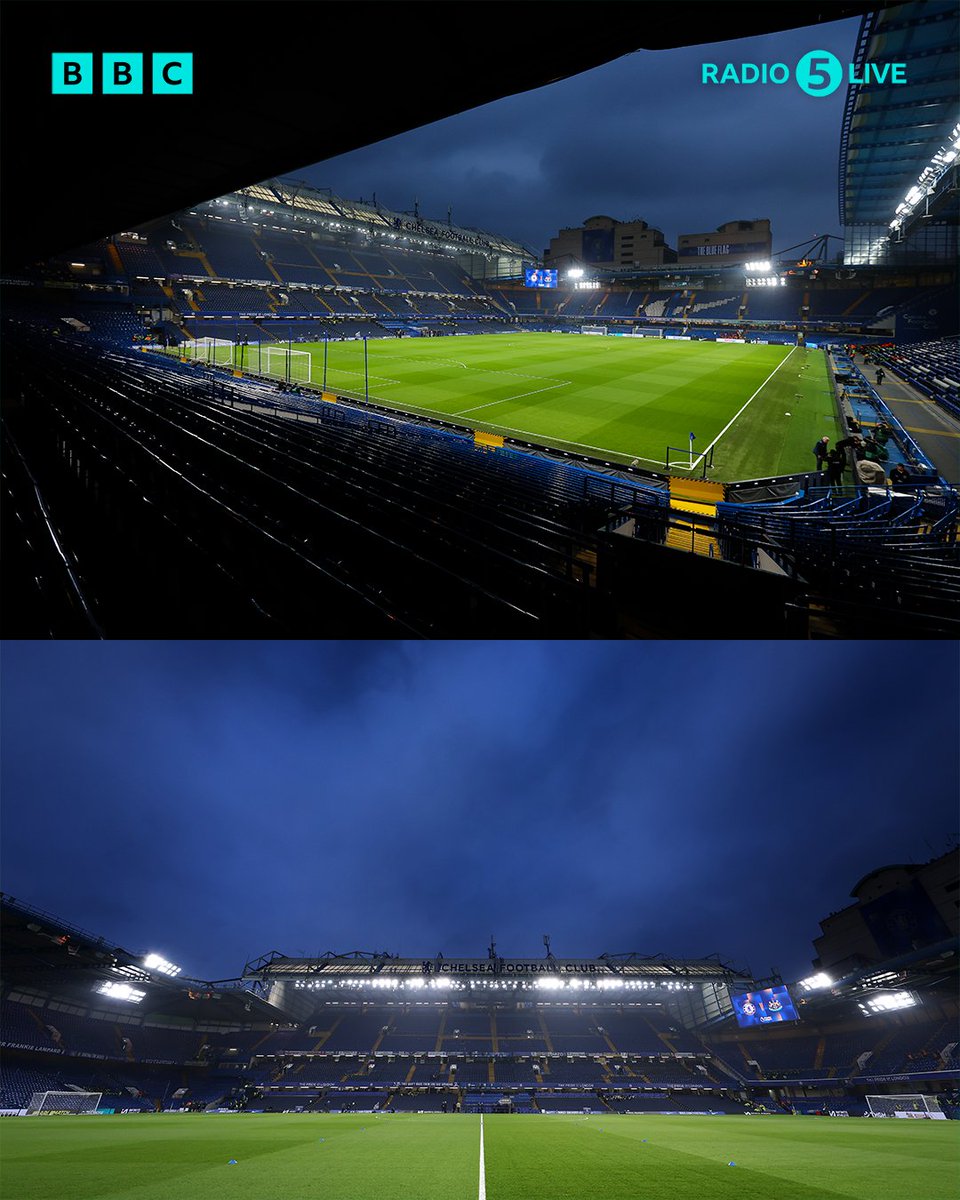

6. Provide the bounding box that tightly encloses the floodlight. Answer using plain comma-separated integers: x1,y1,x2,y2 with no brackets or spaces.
859,991,917,1014
798,972,832,991
143,953,182,977
537,977,564,990
743,260,771,273
567,268,584,279
96,981,145,1003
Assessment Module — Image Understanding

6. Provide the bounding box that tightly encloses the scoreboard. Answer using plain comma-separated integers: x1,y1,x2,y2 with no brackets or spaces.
731,985,798,1027
525,268,557,288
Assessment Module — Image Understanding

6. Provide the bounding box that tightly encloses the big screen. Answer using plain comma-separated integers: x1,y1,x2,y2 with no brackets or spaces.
524,268,557,288
731,985,798,1027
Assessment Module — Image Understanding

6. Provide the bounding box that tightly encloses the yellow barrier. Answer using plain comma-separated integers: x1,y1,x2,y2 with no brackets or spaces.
668,477,725,504
475,430,504,448
321,392,338,403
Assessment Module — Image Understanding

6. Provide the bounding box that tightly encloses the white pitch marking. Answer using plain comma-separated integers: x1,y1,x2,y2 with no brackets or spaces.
455,381,571,415
479,1112,486,1200
370,353,557,382
324,368,402,387
691,345,799,468
449,416,666,466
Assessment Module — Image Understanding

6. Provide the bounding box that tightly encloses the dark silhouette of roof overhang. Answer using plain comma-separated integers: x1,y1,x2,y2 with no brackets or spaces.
1,2,883,269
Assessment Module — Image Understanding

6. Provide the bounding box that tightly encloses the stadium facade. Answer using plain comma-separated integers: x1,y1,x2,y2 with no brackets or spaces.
1,850,957,1118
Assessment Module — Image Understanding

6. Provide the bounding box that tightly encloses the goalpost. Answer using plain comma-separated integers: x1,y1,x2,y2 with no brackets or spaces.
26,1091,102,1115
580,325,606,336
263,346,312,384
185,337,234,366
865,1094,946,1119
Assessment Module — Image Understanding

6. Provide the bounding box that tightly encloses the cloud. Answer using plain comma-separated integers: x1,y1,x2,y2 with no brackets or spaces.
2,642,956,981
300,18,859,255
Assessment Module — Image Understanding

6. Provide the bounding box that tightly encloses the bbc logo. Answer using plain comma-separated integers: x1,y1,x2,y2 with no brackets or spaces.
52,53,193,95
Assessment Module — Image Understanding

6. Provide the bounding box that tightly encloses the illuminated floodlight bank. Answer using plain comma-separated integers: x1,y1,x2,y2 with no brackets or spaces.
798,972,833,991
96,981,146,1003
890,122,960,232
536,977,565,990
858,991,917,1014
294,974,696,991
743,260,772,273
143,953,181,977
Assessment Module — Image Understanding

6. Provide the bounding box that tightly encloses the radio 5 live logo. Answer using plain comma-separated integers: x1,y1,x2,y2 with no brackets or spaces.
702,50,907,97
52,53,193,94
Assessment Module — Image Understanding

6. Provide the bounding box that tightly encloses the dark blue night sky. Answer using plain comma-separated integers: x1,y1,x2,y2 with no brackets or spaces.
300,18,861,257
2,642,957,986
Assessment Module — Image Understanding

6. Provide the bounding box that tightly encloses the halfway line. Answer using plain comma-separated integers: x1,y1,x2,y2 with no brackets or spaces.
479,1112,486,1200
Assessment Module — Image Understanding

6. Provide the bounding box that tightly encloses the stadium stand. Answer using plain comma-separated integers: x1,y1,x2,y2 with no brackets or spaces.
874,337,960,419
2,112,958,641
3,954,957,1119
2,325,673,637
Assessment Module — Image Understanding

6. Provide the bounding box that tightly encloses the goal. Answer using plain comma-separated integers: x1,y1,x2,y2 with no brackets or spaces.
185,337,234,366
865,1094,946,1119
27,1090,102,1115
264,346,312,384
580,325,606,336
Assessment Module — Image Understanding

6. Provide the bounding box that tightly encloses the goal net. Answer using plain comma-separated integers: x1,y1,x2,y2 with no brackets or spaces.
580,325,606,336
27,1090,102,1115
264,346,312,384
185,337,234,366
865,1094,946,1119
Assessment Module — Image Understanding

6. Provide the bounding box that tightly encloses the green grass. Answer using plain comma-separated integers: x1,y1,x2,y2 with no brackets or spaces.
208,333,841,481
3,1112,957,1200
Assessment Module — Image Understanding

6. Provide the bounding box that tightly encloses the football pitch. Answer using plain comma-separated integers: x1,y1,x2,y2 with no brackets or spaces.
4,1112,958,1200
223,333,841,481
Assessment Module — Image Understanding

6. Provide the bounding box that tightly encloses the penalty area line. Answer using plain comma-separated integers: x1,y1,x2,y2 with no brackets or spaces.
691,344,798,469
479,1112,486,1200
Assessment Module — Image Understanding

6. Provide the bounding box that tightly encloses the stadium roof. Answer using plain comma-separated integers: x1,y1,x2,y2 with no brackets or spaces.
219,180,533,258
838,1,960,226
3,1,883,269
0,893,285,1022
243,951,749,984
